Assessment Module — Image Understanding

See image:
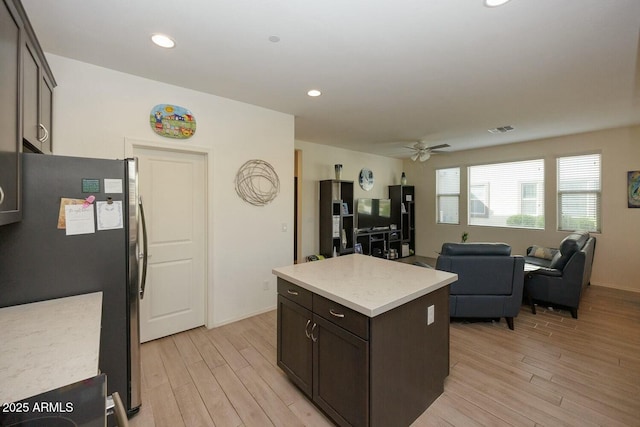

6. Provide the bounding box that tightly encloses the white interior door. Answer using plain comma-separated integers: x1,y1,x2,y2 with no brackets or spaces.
135,146,207,343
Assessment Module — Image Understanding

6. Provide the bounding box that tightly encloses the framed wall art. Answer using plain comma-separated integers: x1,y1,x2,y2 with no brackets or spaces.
359,168,374,191
150,104,196,139
628,170,640,208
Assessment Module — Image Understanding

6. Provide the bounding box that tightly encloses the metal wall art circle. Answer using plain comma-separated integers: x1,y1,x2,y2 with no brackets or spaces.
235,160,280,206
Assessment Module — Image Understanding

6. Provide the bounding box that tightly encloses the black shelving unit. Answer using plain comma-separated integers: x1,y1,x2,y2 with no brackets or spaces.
319,180,355,257
355,229,402,258
389,185,415,257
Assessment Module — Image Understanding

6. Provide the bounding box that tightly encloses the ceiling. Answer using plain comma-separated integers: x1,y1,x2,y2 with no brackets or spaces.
22,0,640,159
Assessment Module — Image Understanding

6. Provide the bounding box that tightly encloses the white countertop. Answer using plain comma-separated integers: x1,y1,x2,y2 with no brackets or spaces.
0,292,103,404
273,254,457,317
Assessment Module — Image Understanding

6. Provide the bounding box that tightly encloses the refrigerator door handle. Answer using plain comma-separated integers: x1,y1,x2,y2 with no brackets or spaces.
139,196,149,299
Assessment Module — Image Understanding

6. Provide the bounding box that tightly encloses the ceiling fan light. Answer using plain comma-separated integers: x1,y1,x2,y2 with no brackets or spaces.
419,152,431,162
411,152,420,162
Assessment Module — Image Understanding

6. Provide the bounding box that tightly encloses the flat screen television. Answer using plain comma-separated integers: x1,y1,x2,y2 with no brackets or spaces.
357,198,392,230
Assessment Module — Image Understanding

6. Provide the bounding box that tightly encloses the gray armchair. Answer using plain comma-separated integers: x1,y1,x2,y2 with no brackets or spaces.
524,231,596,319
436,243,525,330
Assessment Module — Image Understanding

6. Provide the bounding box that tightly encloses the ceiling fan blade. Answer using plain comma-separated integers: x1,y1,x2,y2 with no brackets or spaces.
410,152,420,161
427,143,450,151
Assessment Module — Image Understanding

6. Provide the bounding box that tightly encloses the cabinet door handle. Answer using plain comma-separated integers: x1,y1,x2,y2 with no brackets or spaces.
38,124,49,143
0,186,4,206
329,309,345,318
287,289,299,296
310,323,318,342
304,319,311,338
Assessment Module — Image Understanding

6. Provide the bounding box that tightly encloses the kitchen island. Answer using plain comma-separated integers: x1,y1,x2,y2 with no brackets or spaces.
272,254,457,427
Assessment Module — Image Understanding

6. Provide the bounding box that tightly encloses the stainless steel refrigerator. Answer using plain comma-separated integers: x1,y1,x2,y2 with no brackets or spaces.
0,153,147,426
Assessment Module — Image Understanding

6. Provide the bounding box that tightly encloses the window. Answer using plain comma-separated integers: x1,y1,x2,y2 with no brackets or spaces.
521,182,542,216
557,153,601,232
436,167,460,224
469,183,489,218
468,159,544,229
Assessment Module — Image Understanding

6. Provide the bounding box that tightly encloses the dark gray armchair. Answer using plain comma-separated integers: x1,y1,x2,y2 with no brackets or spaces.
436,243,525,330
524,231,596,319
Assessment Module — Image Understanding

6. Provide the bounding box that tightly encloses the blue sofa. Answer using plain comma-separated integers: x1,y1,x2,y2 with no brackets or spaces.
436,243,525,330
524,231,596,319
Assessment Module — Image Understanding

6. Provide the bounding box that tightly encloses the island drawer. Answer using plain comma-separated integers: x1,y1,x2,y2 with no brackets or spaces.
277,278,312,310
313,294,369,340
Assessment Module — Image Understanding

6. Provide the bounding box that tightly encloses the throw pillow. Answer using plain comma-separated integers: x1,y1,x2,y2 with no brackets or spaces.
527,245,557,260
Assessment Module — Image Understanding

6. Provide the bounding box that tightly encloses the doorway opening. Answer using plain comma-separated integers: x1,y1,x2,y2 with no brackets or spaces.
126,138,209,342
294,149,302,263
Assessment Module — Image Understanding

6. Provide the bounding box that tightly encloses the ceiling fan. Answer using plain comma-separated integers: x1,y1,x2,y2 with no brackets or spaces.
405,141,450,162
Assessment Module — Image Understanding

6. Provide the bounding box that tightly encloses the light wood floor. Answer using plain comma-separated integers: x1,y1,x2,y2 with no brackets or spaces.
130,285,640,427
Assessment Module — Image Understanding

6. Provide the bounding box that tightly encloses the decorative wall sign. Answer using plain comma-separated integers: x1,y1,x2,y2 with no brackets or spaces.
628,170,640,208
149,104,196,139
235,160,280,206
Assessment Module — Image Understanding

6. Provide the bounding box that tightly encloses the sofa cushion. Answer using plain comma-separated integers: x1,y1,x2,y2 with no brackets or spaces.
438,257,517,295
566,231,589,249
440,243,511,257
549,232,590,270
527,245,558,260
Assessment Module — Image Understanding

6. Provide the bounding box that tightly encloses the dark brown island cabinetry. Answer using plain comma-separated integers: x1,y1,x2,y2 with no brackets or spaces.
276,276,450,427
0,0,56,226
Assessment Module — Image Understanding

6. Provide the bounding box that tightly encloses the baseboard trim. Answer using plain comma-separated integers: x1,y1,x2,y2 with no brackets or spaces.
209,305,277,329
589,283,640,294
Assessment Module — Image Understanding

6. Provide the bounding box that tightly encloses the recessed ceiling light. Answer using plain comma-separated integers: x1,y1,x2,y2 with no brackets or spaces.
151,34,175,48
268,35,281,43
307,89,322,97
484,0,511,7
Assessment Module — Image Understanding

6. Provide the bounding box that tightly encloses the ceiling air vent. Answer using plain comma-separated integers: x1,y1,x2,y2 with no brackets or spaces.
488,125,515,134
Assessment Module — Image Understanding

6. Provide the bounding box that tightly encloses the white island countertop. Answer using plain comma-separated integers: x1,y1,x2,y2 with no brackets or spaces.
273,254,457,317
0,292,103,404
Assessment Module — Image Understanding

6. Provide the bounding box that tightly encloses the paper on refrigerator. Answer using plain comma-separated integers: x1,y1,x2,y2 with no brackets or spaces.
57,198,86,229
96,201,124,230
64,204,96,235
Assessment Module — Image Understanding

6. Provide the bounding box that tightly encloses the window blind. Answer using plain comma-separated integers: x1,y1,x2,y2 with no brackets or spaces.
436,167,460,224
557,153,601,232
468,159,544,229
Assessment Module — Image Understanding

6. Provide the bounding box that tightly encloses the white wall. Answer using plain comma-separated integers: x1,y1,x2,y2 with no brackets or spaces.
46,53,638,322
405,126,640,293
47,54,295,326
294,140,404,258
